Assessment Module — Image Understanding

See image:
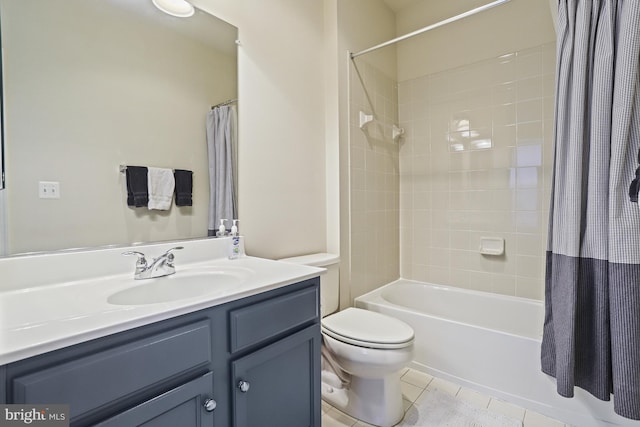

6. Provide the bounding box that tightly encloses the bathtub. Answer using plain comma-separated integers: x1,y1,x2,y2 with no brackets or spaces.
355,279,640,427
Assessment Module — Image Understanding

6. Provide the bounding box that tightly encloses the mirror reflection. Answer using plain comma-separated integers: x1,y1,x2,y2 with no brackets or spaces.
0,0,238,256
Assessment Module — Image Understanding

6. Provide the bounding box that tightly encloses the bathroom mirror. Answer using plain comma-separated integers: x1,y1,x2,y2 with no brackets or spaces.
0,0,237,256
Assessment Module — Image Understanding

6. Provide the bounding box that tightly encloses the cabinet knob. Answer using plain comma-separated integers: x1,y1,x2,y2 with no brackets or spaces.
203,398,217,412
238,380,251,393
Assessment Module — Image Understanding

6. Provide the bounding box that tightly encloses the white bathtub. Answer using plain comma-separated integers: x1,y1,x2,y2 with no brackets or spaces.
355,279,640,427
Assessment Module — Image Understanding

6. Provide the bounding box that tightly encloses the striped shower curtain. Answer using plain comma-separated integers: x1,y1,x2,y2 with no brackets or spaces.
541,0,640,419
206,105,237,236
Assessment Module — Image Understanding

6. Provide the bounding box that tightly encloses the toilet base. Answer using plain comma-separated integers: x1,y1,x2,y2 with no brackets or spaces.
321,370,404,427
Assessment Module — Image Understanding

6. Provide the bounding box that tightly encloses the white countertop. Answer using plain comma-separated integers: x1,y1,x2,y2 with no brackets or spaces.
0,238,324,365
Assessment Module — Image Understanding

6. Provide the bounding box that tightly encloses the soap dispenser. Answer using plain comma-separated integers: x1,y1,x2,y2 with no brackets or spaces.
228,219,240,259
216,219,228,237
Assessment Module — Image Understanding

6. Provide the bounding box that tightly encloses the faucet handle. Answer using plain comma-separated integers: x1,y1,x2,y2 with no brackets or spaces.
122,251,148,270
164,246,184,264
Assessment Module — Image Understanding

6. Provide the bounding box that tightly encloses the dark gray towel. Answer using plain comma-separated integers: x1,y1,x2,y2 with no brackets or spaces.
126,166,148,207
174,169,193,206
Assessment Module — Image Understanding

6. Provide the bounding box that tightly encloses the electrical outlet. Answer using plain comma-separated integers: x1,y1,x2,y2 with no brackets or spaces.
39,181,60,199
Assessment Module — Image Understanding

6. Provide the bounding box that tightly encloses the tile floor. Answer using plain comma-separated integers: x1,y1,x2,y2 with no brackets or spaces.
321,368,570,427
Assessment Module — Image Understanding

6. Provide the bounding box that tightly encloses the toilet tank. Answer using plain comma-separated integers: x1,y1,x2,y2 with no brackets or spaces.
278,253,340,317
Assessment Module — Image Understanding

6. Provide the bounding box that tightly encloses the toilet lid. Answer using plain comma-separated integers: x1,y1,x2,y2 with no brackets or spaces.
322,308,414,349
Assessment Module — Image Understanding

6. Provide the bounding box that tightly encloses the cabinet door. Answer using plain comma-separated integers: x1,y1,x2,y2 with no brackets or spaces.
95,373,215,427
232,325,321,427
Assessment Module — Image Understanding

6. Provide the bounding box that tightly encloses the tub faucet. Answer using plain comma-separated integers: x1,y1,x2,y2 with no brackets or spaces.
122,246,184,280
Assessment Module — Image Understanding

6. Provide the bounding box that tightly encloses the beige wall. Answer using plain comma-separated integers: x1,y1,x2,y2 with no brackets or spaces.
3,0,236,254
338,1,398,80
396,0,556,80
194,0,328,259
325,0,341,258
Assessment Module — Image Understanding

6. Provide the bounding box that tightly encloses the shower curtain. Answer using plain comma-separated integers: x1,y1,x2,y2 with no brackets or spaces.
541,0,640,419
206,105,237,236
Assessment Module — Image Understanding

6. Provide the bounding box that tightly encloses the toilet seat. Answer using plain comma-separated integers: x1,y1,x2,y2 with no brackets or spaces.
322,308,414,350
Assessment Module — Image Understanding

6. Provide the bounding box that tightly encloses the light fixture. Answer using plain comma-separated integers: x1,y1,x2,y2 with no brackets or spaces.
152,0,194,18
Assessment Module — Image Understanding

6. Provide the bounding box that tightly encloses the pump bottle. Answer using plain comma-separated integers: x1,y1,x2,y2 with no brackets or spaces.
228,219,240,259
216,219,227,237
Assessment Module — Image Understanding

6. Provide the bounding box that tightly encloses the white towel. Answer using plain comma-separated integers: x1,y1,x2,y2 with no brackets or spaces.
147,167,175,210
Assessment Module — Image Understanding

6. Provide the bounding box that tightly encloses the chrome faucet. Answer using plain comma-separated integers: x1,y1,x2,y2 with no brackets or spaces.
122,246,184,280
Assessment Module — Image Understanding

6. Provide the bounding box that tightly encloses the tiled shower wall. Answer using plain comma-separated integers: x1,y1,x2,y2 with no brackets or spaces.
348,59,400,301
398,43,556,300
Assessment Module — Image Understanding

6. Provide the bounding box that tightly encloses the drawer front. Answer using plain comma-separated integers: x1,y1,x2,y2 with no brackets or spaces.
230,284,319,353
13,320,212,419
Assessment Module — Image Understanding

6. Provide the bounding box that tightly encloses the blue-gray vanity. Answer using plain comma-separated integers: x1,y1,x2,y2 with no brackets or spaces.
0,238,323,426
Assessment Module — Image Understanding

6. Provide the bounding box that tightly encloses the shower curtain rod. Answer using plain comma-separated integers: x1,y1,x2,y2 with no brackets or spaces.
211,98,237,109
350,0,511,59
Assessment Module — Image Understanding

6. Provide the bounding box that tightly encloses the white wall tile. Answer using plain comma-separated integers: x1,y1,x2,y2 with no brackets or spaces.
517,99,543,123
493,104,517,127
491,274,517,295
517,76,544,101
516,49,543,80
349,61,401,302
516,254,544,279
493,82,517,105
493,124,517,148
387,44,553,300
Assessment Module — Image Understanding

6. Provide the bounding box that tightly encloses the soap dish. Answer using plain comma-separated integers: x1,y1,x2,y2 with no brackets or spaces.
479,237,505,256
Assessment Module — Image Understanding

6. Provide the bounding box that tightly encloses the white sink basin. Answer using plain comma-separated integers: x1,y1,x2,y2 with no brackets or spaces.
107,266,254,305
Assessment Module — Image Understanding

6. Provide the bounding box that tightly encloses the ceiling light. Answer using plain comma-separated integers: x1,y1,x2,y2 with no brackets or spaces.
152,0,195,18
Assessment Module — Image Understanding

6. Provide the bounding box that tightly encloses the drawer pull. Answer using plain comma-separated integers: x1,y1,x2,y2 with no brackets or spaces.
203,398,217,412
238,380,250,393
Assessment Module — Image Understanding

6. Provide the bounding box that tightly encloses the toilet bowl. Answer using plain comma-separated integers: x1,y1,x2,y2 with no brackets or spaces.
321,307,414,427
279,254,415,427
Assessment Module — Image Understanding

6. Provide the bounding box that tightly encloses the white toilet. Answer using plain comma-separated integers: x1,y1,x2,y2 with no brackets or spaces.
279,253,414,427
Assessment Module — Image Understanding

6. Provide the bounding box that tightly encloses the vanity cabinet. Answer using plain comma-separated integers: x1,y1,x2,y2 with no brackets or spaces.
232,326,319,427
228,285,321,427
2,277,321,427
